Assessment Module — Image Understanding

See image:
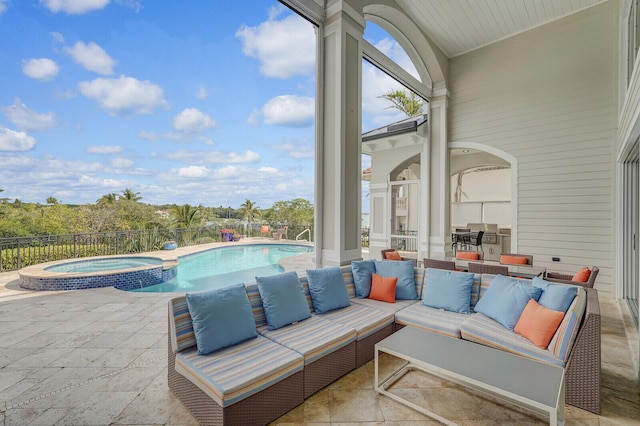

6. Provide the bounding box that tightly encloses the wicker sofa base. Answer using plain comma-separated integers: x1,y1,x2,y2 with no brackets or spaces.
303,341,356,398
355,324,394,368
168,342,304,426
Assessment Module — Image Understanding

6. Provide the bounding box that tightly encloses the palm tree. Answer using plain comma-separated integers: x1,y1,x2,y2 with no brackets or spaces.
379,89,424,117
96,193,118,206
239,199,261,223
121,188,142,202
171,204,201,228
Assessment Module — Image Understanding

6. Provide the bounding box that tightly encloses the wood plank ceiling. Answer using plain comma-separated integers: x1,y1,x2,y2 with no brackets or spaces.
395,0,607,58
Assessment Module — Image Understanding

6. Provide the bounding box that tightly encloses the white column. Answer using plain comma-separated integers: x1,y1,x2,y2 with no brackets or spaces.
425,90,450,259
317,1,365,266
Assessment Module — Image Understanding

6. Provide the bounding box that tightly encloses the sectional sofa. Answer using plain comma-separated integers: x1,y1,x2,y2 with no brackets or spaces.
167,261,600,425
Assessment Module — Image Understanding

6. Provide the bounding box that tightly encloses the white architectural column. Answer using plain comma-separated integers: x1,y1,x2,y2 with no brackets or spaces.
425,91,450,258
317,1,365,266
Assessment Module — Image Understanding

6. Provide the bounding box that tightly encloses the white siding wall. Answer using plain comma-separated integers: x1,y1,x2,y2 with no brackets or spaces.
449,2,618,295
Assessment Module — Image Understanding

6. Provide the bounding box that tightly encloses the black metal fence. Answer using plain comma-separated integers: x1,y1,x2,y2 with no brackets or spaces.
0,223,313,272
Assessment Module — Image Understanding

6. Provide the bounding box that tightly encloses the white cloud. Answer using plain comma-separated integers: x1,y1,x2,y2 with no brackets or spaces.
40,0,110,14
86,145,123,154
271,139,314,159
110,157,134,168
172,165,210,178
262,95,314,127
64,41,115,75
22,58,60,81
0,128,36,151
78,75,168,116
173,108,216,133
362,61,407,129
195,84,209,100
0,0,7,14
2,99,57,131
165,149,260,164
236,11,315,79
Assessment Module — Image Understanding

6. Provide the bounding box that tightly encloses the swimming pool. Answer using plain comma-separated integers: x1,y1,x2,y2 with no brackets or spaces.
131,244,313,293
44,257,163,273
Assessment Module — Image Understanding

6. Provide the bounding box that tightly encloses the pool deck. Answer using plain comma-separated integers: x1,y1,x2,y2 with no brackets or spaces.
0,239,638,425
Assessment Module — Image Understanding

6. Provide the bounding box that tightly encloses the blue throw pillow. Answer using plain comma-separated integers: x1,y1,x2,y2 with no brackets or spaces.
352,259,375,298
306,267,351,314
256,271,311,330
185,283,258,355
422,268,474,314
532,277,578,312
374,260,418,300
473,275,543,330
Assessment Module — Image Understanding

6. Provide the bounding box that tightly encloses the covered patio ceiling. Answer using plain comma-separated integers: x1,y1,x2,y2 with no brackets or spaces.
395,0,606,57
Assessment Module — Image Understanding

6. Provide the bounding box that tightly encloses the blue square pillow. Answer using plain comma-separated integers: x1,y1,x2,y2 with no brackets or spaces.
306,267,351,313
256,271,311,330
352,259,375,298
532,277,578,312
473,275,543,330
185,283,258,355
374,260,418,300
422,268,474,314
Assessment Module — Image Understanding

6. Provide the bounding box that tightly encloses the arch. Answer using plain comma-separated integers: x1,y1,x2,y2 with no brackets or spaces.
449,141,519,253
363,3,447,88
390,154,421,180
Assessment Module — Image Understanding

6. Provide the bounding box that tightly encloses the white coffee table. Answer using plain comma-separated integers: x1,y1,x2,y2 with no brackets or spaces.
375,326,565,426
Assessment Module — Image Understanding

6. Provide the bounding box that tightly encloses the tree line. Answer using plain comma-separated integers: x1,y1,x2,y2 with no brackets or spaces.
0,188,313,238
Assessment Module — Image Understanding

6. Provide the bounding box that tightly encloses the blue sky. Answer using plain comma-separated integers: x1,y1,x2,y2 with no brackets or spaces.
0,0,414,208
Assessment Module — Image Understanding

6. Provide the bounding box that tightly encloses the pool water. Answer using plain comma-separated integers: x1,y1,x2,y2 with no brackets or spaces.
132,244,313,293
44,257,162,273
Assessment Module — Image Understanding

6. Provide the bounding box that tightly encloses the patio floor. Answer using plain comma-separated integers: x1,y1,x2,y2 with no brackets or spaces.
0,244,638,425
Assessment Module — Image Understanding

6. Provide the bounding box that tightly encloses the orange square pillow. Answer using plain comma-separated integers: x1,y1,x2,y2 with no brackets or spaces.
500,255,528,265
572,267,591,283
384,251,402,260
514,299,565,349
456,251,480,260
369,273,397,303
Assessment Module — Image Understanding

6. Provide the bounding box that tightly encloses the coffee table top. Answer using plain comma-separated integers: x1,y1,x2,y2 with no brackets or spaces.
376,326,564,409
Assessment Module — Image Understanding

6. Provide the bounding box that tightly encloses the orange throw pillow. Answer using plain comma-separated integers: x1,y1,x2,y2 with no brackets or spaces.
514,299,565,349
572,267,591,283
456,251,480,260
369,273,397,303
500,255,528,265
384,251,403,260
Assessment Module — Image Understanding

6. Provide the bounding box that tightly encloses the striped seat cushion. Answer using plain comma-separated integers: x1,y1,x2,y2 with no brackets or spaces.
351,297,418,313
169,296,196,353
460,313,566,367
316,304,394,340
175,335,303,407
395,303,472,338
547,287,587,362
259,315,356,364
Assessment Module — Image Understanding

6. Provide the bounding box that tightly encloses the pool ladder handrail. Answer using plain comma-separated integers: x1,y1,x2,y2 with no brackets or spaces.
296,228,311,242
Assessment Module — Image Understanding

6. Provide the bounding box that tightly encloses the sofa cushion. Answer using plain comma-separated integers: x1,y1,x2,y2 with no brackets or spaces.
473,275,542,331
460,313,566,367
514,299,565,349
374,260,418,300
259,315,356,364
186,283,258,355
306,267,351,314
256,272,311,330
532,277,578,312
351,259,375,298
384,250,403,260
352,297,418,314
547,287,587,362
169,296,197,353
175,335,304,407
422,269,474,314
317,304,394,340
395,303,471,339
572,267,591,282
369,273,397,303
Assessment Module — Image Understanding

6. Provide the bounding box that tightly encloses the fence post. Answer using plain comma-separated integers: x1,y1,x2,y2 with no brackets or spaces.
16,238,21,270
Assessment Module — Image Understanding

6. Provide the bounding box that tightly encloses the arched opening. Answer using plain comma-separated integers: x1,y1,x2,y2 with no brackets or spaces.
389,155,420,251
449,143,517,259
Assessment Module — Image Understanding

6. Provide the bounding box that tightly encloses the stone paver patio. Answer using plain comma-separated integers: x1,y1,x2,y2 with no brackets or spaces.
0,241,638,425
